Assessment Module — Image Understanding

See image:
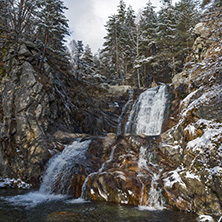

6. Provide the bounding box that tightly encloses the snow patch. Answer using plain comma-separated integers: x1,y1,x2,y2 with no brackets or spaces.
0,178,31,189
163,168,186,188
185,171,201,181
187,119,222,153
184,124,196,136
208,166,222,176
196,215,215,222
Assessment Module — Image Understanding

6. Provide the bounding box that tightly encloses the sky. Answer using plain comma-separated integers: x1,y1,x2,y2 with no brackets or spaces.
63,0,177,53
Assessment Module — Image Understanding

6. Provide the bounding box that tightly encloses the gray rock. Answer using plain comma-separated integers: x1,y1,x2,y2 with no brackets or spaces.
18,44,32,57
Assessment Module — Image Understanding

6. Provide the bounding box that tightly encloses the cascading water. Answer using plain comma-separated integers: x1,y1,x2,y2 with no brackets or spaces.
137,145,165,210
40,139,91,194
125,85,167,136
3,140,91,207
2,85,168,211
116,89,134,135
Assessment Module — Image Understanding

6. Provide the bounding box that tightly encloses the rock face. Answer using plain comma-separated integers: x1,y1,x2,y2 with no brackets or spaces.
158,12,222,215
47,134,164,207
82,135,162,206
0,41,139,184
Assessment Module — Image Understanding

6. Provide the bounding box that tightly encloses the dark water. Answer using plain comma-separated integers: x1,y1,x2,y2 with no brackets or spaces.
0,189,198,222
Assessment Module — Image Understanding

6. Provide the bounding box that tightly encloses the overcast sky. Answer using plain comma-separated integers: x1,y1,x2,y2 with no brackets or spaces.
63,0,177,53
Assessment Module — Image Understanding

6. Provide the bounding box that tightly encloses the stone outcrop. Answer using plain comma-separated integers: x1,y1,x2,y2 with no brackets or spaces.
158,10,222,215
0,41,139,184
50,134,163,206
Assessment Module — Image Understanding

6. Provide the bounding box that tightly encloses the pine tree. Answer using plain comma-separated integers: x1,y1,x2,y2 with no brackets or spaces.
102,0,130,85
76,40,84,80
116,0,127,84
36,0,69,69
174,0,200,71
122,5,137,85
102,14,119,82
81,44,95,75
136,1,158,87
156,0,177,81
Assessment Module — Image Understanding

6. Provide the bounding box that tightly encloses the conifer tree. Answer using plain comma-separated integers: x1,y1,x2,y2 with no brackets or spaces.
76,40,84,80
102,0,129,85
156,0,177,81
174,0,200,71
102,14,120,82
36,0,69,68
136,1,157,87
122,5,137,85
81,44,95,75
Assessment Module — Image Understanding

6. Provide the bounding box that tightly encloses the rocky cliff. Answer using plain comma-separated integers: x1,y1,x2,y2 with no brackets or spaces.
159,9,222,215
0,41,140,184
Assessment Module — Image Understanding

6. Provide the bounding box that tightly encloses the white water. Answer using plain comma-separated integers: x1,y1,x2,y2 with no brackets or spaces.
137,146,165,211
40,140,91,194
3,140,91,208
2,85,168,209
117,89,134,134
125,85,167,136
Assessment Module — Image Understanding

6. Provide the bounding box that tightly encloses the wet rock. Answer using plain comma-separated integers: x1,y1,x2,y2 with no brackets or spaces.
84,171,142,205
76,135,163,206
159,13,222,215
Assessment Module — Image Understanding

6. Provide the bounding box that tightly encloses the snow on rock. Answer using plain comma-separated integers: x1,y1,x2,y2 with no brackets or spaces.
163,167,186,189
159,10,222,215
0,178,31,189
196,215,215,222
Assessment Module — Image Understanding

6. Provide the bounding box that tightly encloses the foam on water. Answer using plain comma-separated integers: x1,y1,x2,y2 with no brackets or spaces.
2,140,92,208
3,191,67,208
65,197,89,204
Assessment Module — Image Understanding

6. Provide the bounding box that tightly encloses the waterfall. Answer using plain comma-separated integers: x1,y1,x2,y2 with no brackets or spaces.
125,85,167,136
40,140,91,194
4,140,91,207
138,146,165,210
3,86,168,209
116,89,134,134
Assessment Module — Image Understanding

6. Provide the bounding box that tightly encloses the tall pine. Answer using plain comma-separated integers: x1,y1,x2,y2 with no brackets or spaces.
156,0,177,82
174,0,200,71
36,0,69,68
136,1,158,87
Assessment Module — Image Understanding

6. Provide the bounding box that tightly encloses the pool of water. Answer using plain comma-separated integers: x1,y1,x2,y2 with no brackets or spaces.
0,189,198,222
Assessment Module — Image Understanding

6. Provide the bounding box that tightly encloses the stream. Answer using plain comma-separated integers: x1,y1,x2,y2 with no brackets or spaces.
0,189,198,222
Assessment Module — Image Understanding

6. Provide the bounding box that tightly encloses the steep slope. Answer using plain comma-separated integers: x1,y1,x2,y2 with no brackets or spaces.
0,41,134,184
159,8,222,215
